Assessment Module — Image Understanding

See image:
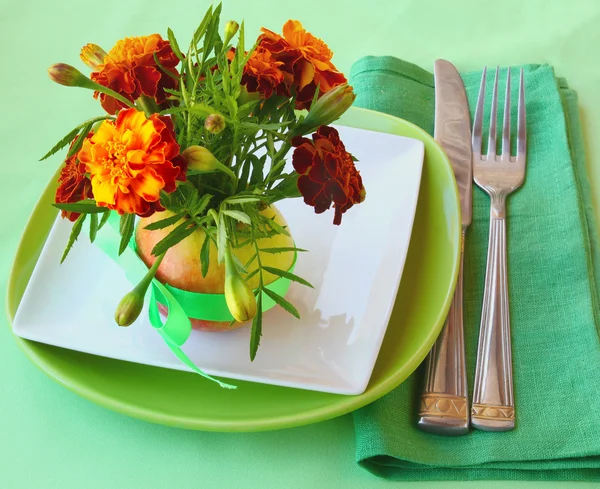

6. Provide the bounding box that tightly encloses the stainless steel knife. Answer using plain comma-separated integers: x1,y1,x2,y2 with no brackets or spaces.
417,59,472,436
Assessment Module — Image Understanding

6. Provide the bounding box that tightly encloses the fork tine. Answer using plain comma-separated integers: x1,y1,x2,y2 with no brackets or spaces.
472,66,487,155
517,68,526,163
487,67,499,160
502,67,511,160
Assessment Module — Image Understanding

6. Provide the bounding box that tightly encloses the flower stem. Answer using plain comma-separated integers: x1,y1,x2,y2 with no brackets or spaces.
79,76,135,109
135,251,165,293
136,95,160,116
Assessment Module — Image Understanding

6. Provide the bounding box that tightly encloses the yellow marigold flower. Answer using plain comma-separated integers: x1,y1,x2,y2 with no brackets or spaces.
78,108,186,216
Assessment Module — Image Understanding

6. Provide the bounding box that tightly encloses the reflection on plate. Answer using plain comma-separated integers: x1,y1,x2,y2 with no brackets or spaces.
7,106,460,431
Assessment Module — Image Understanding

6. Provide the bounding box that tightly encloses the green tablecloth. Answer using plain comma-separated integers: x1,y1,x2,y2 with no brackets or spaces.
2,1,599,487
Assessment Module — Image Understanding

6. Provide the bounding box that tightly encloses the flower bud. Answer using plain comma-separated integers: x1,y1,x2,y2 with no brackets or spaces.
47,63,136,109
182,145,220,171
114,289,145,326
80,43,107,69
224,248,257,323
224,21,240,45
114,252,164,327
205,113,226,134
47,63,87,87
294,84,356,136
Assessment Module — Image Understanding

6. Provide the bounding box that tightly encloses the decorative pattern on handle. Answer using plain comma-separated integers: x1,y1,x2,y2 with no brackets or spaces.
420,394,468,418
471,213,515,431
471,403,514,421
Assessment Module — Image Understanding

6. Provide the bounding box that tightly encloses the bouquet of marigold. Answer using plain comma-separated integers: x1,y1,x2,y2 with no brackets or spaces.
43,4,364,382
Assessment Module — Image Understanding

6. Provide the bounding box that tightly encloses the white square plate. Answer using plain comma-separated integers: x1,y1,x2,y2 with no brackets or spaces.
12,125,424,395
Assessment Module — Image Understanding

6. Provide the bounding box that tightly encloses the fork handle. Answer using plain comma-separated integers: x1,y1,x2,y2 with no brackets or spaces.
471,202,515,431
418,230,469,436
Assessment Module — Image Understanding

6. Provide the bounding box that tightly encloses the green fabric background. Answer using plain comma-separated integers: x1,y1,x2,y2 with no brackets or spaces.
350,57,600,481
2,0,599,487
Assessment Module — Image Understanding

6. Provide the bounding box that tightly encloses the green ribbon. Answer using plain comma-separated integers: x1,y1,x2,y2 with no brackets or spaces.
92,211,296,389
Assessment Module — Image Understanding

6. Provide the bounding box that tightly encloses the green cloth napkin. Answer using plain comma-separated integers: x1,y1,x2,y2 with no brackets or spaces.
349,56,600,481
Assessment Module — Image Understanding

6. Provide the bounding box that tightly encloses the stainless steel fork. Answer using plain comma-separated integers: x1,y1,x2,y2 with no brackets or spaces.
471,66,526,431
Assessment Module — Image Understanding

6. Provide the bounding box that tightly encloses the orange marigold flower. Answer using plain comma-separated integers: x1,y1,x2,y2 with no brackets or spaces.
292,126,365,225
78,108,186,217
55,137,94,222
241,46,285,98
90,34,179,115
258,20,347,110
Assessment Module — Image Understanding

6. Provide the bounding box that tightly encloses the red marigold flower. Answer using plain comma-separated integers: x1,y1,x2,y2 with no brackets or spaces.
292,126,365,225
89,34,179,115
77,108,186,217
241,46,286,99
55,136,94,222
258,20,347,109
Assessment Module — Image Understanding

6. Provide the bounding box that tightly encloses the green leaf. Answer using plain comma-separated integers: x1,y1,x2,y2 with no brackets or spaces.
225,94,238,118
235,238,251,248
249,154,267,185
237,100,260,121
167,27,184,60
261,266,314,288
232,253,248,274
217,212,227,264
309,81,321,110
153,51,180,80
200,232,211,278
151,220,197,256
52,201,106,214
260,246,308,254
266,158,286,180
263,287,300,319
240,121,291,131
230,21,245,78
259,214,290,236
159,106,187,116
40,127,80,161
237,157,252,192
89,213,99,243
163,88,181,97
241,38,259,69
39,116,110,161
98,210,111,230
192,4,213,46
187,190,199,215
119,213,135,255
189,103,218,117
267,173,301,202
144,211,186,230
244,252,257,269
208,208,219,225
225,195,262,205
201,3,222,67
66,122,93,158
61,214,86,264
244,268,259,282
250,294,263,361
222,209,251,225
192,194,213,217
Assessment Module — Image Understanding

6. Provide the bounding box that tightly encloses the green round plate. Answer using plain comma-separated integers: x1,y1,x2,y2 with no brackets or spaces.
5,106,460,432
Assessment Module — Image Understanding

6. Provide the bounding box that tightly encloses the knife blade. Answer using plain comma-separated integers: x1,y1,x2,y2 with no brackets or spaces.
417,59,472,436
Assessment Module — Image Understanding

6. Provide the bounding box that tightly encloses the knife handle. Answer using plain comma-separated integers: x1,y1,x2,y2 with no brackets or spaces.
418,230,469,435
